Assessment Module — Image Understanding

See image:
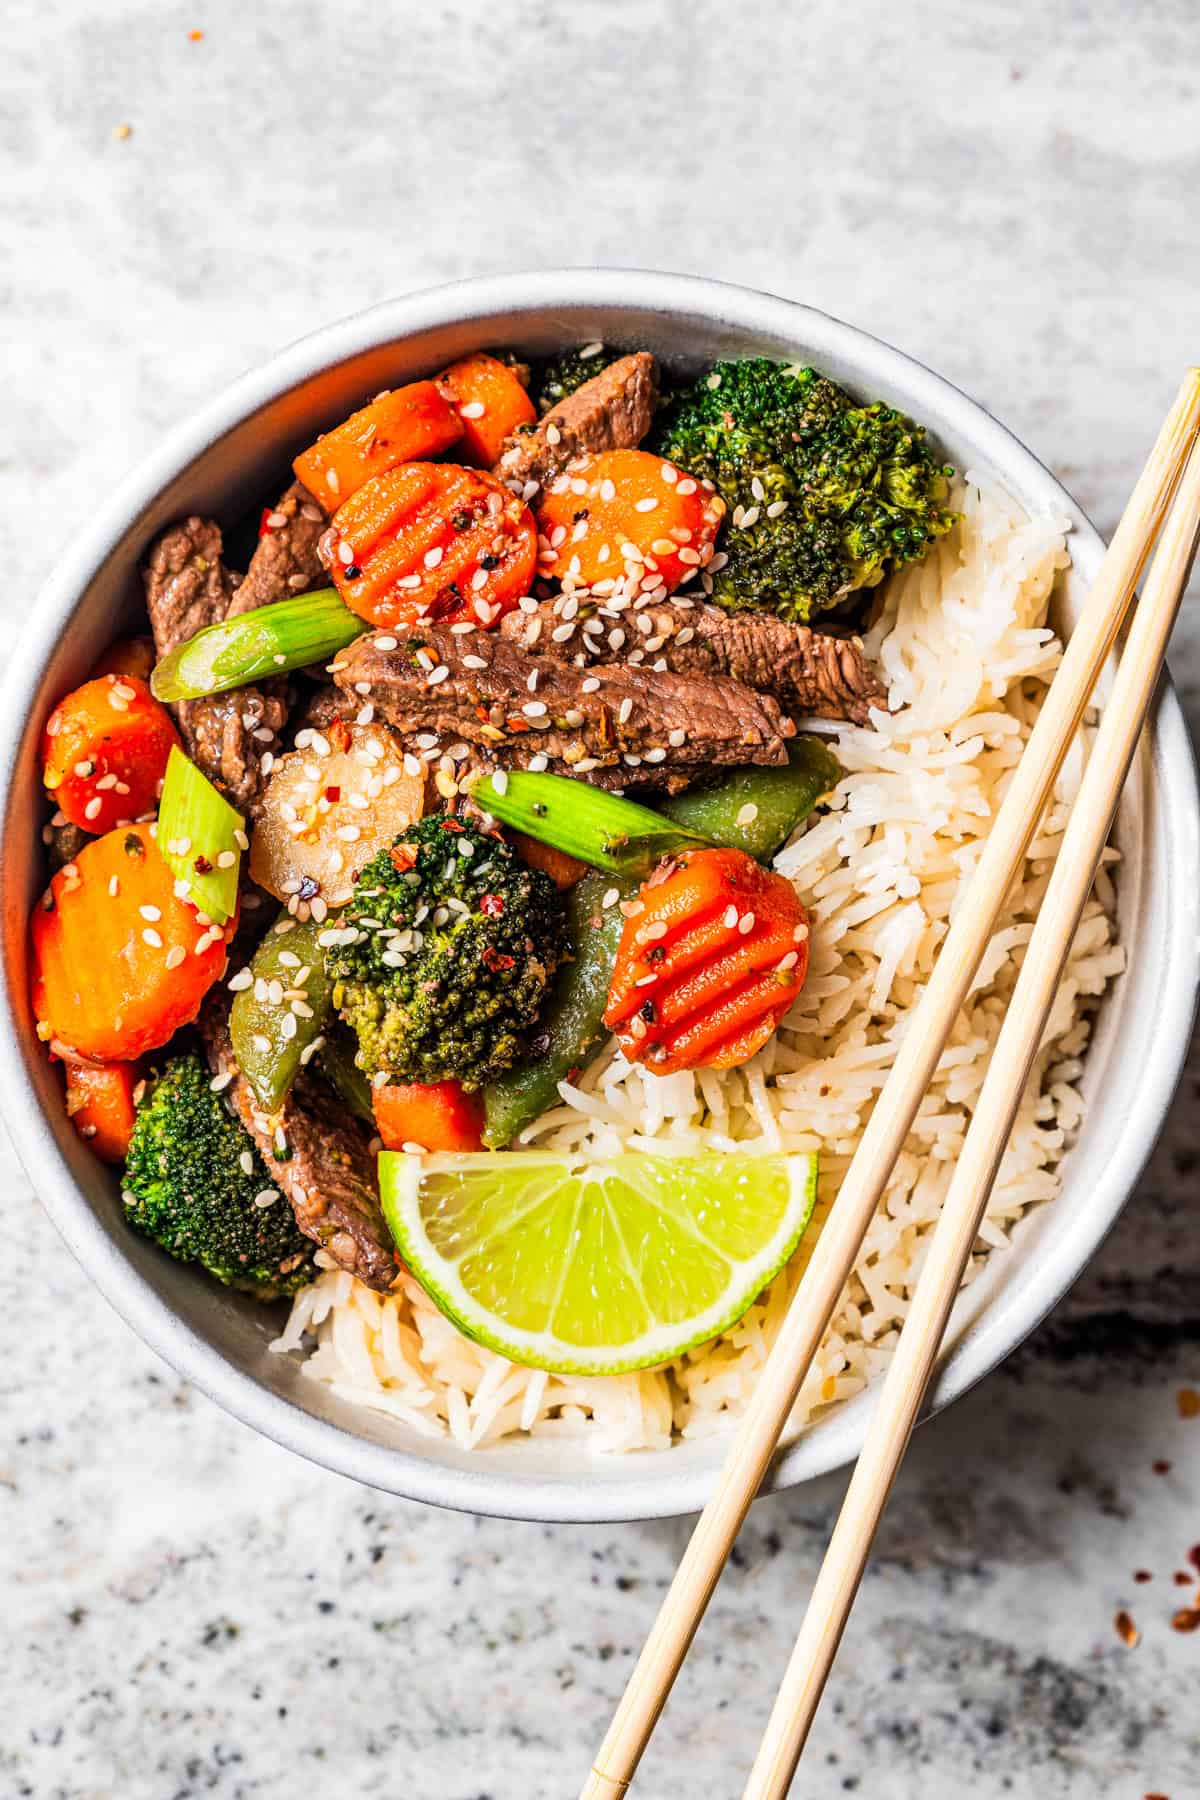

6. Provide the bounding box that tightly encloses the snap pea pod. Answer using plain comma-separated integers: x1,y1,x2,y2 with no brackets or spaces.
658,735,842,863
482,740,843,1146
318,1028,377,1128
482,870,629,1149
230,917,335,1112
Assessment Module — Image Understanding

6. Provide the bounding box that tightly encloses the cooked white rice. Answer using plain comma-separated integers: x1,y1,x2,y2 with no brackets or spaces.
272,473,1125,1455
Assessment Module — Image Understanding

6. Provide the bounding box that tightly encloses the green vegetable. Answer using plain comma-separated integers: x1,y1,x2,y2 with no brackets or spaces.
483,870,628,1148
122,1050,314,1296
318,1028,377,1127
326,814,566,1091
158,746,244,924
230,916,334,1112
151,589,361,702
651,358,958,623
473,771,707,877
659,737,842,861
533,343,615,414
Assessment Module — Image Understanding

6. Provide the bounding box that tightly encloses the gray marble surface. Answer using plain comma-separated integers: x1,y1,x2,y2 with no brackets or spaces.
3,2,1199,1796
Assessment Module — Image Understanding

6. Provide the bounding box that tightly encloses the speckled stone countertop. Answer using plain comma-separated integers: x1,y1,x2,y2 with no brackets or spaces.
3,3,1199,1796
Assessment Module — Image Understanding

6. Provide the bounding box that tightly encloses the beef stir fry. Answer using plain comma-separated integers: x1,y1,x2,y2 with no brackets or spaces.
31,345,955,1324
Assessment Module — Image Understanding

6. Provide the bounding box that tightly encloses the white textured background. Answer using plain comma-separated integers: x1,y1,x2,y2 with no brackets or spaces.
3,3,1199,1797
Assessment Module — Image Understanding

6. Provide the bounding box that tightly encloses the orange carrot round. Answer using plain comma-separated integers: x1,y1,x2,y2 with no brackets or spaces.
373,1079,485,1153
30,823,233,1062
507,830,588,891
41,675,181,834
329,462,537,630
437,354,537,467
90,636,157,684
535,448,725,595
293,380,463,506
65,1061,142,1163
604,847,808,1073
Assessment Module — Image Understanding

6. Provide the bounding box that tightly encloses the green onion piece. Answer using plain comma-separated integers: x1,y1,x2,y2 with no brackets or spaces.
150,589,362,703
157,746,244,924
473,770,709,877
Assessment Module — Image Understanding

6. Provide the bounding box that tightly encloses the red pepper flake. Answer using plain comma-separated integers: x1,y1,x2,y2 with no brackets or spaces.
258,507,275,538
389,844,418,873
1114,1609,1140,1648
1188,1545,1200,1574
481,945,515,972
1152,1460,1172,1476
1145,1792,1171,1799
328,719,352,754
193,854,213,875
1172,1571,1193,1586
1170,1606,1200,1633
1133,1569,1153,1583
479,893,505,918
438,817,465,833
1177,1386,1200,1419
324,786,341,803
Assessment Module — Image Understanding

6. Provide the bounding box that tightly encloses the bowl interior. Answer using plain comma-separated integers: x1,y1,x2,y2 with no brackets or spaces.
3,273,1197,1521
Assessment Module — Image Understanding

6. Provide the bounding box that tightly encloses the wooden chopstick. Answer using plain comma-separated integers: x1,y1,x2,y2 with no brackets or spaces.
743,422,1200,1800
579,370,1200,1800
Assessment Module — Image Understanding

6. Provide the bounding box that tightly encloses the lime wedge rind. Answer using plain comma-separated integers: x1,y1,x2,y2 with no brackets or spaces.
380,1150,819,1377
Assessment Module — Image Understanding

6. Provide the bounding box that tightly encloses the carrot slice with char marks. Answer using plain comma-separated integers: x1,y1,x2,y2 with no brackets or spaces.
293,380,463,506
329,462,537,631
604,846,808,1073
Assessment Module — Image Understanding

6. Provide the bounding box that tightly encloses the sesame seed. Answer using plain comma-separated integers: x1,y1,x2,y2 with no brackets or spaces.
581,677,601,693
723,905,738,929
794,922,809,943
545,423,561,446
643,747,667,764
375,635,398,651
528,753,549,771
608,629,626,651
108,875,119,896
325,468,341,495
740,506,760,528
676,478,697,496
580,341,604,358
209,1071,234,1093
252,726,275,743
459,400,486,419
336,824,361,842
424,545,444,569
602,887,620,909
736,803,759,826
261,752,275,777
677,547,701,565
739,912,756,935
216,850,237,868
777,951,799,972
751,476,765,502
634,496,657,513
234,828,249,851
84,796,103,821
526,669,539,692
601,479,617,502
767,499,788,518
141,927,163,948
139,904,162,922
252,1034,270,1055
338,539,355,565
280,1013,298,1042
254,1188,281,1208
618,697,633,724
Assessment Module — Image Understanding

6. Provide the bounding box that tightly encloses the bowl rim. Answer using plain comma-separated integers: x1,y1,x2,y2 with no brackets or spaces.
3,268,1197,1522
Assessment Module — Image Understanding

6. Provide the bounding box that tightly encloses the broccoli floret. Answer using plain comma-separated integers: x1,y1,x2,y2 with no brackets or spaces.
122,1052,313,1296
651,358,958,622
328,815,565,1090
533,343,616,414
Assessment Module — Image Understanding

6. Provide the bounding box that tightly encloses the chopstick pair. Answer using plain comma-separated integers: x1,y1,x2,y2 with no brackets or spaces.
581,370,1200,1800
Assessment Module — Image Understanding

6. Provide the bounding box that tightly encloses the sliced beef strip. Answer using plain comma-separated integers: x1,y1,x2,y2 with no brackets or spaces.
501,598,886,727
143,516,290,814
494,352,658,495
331,620,790,782
200,1001,395,1293
228,480,327,617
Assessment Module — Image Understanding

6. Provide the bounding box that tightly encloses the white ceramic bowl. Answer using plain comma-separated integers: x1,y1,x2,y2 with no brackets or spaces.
2,271,1197,1522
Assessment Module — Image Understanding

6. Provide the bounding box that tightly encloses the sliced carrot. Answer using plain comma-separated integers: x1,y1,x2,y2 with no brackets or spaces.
535,449,725,595
41,675,181,835
329,462,537,631
30,823,233,1062
90,636,156,684
65,1061,142,1163
437,354,537,467
604,846,807,1073
373,1080,485,1153
508,830,588,891
293,380,463,506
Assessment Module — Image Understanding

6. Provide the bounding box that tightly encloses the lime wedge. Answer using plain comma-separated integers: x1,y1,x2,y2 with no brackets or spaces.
378,1150,819,1376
